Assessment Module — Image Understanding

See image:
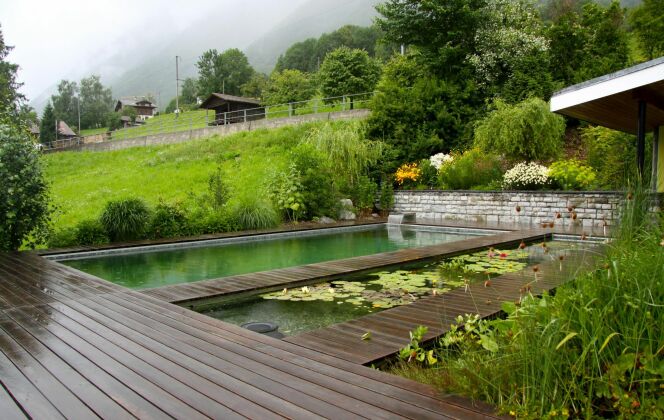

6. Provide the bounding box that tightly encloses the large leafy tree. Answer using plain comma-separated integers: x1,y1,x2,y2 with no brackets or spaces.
0,26,25,117
51,80,79,131
0,113,50,250
79,75,113,129
375,0,486,79
629,0,664,60
240,73,268,99
469,0,554,102
263,69,316,108
39,102,56,145
180,77,199,105
196,48,255,98
547,0,629,85
318,46,381,106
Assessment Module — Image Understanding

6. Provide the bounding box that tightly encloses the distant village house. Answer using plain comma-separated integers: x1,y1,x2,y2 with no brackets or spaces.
199,93,264,125
57,120,76,139
114,96,157,121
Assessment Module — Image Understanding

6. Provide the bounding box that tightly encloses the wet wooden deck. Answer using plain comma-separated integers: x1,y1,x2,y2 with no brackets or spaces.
140,229,551,308
285,248,599,365
0,251,507,419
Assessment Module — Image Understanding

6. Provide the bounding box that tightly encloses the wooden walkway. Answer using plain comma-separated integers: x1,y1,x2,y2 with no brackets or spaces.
0,251,507,419
285,248,599,365
141,229,550,309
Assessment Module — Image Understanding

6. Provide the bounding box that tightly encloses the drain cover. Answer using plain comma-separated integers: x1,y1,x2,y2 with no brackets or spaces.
241,322,284,338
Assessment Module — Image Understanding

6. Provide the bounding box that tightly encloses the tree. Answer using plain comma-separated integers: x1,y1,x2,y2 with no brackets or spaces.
241,73,268,99
180,77,199,105
375,0,487,79
318,47,381,107
51,80,79,131
630,0,664,60
468,0,554,102
79,75,113,129
0,25,25,117
196,48,255,98
39,102,56,145
0,120,50,250
275,38,319,73
263,70,316,108
474,97,565,162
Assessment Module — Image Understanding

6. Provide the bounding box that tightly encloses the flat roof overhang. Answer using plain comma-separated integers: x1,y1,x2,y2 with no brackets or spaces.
551,57,664,134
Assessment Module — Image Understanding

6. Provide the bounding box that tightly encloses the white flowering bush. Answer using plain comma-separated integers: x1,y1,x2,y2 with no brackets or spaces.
429,153,453,170
502,162,550,190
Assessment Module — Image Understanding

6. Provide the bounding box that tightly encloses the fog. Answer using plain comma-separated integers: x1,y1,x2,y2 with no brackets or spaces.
0,0,310,107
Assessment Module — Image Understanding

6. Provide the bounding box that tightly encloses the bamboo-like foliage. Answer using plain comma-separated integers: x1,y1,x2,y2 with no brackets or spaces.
302,120,383,185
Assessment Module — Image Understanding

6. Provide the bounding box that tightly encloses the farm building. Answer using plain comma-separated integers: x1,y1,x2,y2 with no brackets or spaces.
57,120,76,139
199,93,265,125
114,96,157,121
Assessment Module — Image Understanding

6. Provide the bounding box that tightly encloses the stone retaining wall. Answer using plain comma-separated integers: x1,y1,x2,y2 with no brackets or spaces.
392,190,625,227
49,109,369,153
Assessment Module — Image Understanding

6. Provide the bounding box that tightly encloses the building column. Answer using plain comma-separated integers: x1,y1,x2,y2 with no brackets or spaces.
637,100,647,177
656,126,664,193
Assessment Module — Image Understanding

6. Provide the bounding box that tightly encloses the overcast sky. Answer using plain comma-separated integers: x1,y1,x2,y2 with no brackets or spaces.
0,0,307,101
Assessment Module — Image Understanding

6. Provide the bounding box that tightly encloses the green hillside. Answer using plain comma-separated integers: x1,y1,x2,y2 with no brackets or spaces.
44,122,320,231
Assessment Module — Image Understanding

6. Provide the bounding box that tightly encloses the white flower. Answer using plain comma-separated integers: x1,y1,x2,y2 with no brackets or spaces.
503,162,550,190
430,153,453,170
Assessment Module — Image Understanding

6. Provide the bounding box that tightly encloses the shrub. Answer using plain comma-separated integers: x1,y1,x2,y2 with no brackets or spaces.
149,202,188,239
75,219,108,245
47,227,78,249
429,152,453,170
417,159,439,189
394,162,421,189
291,143,339,219
438,149,503,190
188,209,237,235
270,163,306,222
100,198,151,242
549,159,596,190
582,126,640,189
0,123,51,250
378,179,394,215
502,162,550,190
229,195,280,231
474,97,565,162
350,175,378,216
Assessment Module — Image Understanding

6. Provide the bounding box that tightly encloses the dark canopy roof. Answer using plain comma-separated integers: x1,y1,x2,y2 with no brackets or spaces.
199,93,261,110
57,120,76,137
551,57,664,134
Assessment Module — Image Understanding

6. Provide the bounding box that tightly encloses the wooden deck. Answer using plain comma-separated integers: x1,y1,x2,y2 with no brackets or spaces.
0,251,507,419
140,229,551,309
285,248,599,365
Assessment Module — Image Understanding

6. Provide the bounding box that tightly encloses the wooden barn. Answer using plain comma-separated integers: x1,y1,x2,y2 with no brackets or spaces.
199,93,265,125
57,120,76,139
115,97,157,121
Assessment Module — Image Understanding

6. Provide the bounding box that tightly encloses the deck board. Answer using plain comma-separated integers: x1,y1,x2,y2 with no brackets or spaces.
0,251,506,419
286,251,598,364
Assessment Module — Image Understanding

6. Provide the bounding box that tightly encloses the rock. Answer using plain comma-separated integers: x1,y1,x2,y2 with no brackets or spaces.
371,213,379,218
339,199,356,220
318,216,336,224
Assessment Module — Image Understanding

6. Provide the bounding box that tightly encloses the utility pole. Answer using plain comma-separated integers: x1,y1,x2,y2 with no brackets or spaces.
222,79,225,95
77,96,81,135
175,56,180,118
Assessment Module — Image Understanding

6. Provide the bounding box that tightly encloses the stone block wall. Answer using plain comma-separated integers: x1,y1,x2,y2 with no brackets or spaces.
392,190,624,227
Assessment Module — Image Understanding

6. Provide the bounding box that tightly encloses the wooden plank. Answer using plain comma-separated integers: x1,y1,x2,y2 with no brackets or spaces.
0,382,28,420
0,320,98,419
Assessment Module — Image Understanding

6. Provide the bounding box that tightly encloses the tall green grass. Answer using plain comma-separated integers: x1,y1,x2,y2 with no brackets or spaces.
392,187,663,419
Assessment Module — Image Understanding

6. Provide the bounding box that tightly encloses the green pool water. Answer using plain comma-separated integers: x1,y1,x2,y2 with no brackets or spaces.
203,240,590,336
58,225,480,289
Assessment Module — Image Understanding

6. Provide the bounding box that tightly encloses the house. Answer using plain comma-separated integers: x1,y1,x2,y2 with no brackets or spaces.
28,123,40,137
114,96,157,121
551,56,664,192
57,120,76,139
199,93,264,125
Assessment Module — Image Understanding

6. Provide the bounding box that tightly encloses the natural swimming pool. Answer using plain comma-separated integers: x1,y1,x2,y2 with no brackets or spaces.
202,240,592,336
54,224,488,289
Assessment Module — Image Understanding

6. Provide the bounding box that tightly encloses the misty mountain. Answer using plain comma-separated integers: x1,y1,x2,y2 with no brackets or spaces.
30,0,379,112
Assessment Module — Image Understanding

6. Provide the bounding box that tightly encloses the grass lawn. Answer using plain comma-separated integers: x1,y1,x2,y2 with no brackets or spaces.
110,109,209,140
80,127,109,136
43,121,339,230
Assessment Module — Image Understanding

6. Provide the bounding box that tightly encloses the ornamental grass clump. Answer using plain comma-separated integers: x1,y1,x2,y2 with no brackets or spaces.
502,162,550,190
100,198,151,242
